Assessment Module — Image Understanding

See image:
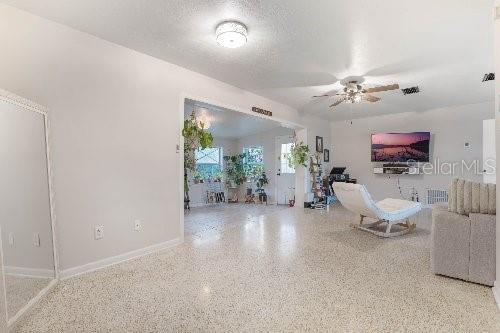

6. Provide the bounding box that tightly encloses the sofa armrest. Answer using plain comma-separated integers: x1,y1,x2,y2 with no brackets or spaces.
431,207,470,281
469,213,496,286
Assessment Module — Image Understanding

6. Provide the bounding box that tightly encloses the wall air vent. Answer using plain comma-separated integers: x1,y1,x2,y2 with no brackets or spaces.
482,73,495,82
401,86,420,95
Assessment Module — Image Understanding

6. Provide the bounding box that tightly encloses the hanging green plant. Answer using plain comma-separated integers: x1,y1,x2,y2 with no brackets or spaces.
287,141,310,168
182,112,214,196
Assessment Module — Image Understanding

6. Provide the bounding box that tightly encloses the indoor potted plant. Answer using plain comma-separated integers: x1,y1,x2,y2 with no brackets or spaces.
287,141,310,168
182,112,213,196
255,171,269,204
223,153,247,188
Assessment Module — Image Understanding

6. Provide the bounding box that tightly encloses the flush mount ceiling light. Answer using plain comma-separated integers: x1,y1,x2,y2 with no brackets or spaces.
216,21,247,48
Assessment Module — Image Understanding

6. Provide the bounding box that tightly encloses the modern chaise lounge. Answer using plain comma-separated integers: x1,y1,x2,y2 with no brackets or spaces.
333,182,422,237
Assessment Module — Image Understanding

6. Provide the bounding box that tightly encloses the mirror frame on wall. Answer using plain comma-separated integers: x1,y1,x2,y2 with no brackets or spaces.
0,88,59,330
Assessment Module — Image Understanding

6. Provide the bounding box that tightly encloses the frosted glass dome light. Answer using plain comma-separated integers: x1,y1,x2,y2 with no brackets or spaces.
216,21,247,48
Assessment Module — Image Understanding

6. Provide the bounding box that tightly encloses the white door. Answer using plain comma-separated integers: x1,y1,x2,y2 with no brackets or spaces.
275,135,295,205
483,119,496,184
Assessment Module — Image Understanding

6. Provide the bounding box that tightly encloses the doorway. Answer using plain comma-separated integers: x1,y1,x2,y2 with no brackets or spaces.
275,135,295,205
180,97,307,239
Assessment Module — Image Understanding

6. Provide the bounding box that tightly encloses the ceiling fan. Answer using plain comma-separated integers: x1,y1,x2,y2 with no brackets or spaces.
313,77,399,108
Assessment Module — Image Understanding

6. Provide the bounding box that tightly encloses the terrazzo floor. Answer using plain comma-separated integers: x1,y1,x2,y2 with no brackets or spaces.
5,275,51,319
14,203,500,332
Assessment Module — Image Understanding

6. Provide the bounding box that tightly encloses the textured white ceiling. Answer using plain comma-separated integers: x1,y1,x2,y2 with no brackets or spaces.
3,0,495,120
184,99,287,139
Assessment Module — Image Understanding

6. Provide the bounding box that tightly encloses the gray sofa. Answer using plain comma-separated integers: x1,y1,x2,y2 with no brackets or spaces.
431,179,496,286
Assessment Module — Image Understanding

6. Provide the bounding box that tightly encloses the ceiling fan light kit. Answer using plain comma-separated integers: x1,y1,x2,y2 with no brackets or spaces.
313,78,400,109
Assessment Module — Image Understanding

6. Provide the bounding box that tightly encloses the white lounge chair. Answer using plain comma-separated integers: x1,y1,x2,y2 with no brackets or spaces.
332,182,422,237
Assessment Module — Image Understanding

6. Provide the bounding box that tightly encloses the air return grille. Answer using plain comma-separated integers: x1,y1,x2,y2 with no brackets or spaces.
482,73,495,82
401,86,420,95
426,189,448,205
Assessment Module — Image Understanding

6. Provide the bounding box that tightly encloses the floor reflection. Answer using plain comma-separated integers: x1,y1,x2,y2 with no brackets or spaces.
279,223,296,258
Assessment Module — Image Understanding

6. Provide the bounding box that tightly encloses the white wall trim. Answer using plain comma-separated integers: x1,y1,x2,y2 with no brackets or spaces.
4,266,54,279
493,281,500,311
60,238,182,280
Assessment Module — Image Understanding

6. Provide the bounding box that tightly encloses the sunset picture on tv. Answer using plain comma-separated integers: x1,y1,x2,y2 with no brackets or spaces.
371,132,430,162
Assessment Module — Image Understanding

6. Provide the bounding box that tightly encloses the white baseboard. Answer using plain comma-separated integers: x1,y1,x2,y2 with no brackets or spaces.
4,266,54,279
189,202,278,208
189,202,226,208
60,238,182,280
493,281,500,311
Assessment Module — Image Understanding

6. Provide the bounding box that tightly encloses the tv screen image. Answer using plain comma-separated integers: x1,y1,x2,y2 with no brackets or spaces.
371,132,430,162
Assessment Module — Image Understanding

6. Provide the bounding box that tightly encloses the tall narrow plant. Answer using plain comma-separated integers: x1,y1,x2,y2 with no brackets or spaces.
182,112,213,195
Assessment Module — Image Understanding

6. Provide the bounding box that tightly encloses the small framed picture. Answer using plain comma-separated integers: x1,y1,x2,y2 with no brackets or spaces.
324,149,330,162
316,136,323,153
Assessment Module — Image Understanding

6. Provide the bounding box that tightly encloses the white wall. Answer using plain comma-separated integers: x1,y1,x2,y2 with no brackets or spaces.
0,101,54,272
0,5,331,271
331,102,494,202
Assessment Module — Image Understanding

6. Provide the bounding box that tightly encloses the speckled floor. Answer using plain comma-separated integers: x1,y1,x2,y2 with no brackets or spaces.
5,275,51,319
184,203,289,237
14,204,500,332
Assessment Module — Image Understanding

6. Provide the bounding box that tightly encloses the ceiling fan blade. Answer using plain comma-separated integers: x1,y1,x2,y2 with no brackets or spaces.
329,97,345,108
312,94,334,98
363,84,400,94
364,94,381,102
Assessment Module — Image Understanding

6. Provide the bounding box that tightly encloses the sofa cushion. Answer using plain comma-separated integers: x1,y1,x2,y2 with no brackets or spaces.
469,213,496,286
449,179,495,216
448,178,458,213
456,179,465,215
480,183,489,214
471,181,480,213
431,206,470,281
463,181,472,215
488,183,496,215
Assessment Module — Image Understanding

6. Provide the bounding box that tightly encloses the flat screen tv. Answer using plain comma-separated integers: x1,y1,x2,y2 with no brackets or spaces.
371,132,430,162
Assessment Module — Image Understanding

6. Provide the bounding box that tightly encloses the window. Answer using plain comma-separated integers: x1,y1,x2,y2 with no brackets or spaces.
280,143,295,174
243,146,264,178
195,147,222,179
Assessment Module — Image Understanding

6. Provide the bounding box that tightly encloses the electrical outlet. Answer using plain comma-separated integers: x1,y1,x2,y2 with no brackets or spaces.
94,225,104,240
8,232,14,245
134,220,142,231
33,233,40,247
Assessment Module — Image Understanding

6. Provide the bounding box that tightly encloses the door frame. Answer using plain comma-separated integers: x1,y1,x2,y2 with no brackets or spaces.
275,134,296,205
